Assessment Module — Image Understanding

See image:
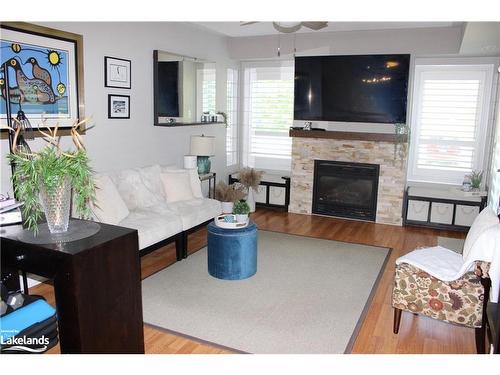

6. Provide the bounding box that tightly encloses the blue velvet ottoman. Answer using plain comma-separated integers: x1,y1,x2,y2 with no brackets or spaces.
207,221,258,280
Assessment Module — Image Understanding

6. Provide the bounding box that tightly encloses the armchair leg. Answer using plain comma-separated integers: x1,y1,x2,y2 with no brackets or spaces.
393,308,402,334
476,276,491,354
475,326,486,354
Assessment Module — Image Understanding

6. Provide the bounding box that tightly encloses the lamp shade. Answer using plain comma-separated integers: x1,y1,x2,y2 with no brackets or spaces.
190,135,215,156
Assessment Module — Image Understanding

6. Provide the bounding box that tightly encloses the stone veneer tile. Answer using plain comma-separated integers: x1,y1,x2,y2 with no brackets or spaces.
289,138,408,226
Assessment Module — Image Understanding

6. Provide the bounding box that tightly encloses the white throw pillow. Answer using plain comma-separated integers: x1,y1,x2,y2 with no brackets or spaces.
92,174,130,225
463,205,499,259
160,171,195,203
109,168,162,210
137,164,165,199
161,166,203,199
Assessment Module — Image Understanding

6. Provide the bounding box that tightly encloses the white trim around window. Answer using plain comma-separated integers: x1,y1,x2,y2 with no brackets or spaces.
407,62,495,185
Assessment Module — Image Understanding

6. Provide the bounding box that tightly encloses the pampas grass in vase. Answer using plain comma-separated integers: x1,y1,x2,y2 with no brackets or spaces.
238,167,264,212
215,181,246,213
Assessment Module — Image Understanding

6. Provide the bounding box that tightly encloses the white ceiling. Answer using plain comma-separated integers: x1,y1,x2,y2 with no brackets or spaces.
194,22,459,38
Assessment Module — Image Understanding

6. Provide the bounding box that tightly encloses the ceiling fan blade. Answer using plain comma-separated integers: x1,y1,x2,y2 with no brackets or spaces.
240,21,259,26
302,22,328,30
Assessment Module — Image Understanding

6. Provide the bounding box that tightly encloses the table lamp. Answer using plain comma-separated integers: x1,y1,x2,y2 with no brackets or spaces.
190,135,215,174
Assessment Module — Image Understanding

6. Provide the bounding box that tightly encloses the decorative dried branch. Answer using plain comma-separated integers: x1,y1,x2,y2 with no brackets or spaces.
215,181,246,202
238,167,264,191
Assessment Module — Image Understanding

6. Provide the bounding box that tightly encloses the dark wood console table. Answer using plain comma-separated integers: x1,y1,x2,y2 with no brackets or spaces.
0,220,144,354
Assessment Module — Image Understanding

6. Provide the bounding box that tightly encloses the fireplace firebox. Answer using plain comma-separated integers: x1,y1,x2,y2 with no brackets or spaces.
312,160,380,221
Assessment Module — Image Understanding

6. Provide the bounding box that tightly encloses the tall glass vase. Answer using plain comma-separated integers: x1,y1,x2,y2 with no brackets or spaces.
247,188,256,213
39,176,72,233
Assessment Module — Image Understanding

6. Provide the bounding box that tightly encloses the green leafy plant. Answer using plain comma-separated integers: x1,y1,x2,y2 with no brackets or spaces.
469,170,483,189
232,200,250,215
7,120,96,233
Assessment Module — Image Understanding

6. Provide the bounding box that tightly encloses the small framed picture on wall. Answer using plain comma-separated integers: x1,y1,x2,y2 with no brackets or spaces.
104,56,131,89
108,94,130,119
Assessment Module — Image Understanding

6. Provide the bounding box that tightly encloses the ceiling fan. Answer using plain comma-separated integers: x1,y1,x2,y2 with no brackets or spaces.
240,21,328,33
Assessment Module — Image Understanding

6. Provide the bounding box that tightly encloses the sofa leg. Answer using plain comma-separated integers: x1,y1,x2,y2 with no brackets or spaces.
175,235,184,261
393,308,402,334
182,231,188,259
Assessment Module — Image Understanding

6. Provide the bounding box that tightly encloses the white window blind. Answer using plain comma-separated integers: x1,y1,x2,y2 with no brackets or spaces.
408,64,494,184
226,68,239,167
242,61,294,172
196,66,216,118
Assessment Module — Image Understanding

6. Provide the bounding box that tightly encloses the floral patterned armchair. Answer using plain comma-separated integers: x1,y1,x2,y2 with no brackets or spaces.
392,260,491,353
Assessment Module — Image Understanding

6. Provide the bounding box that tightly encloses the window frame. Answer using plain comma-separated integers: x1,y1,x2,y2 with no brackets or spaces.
407,62,495,185
226,67,239,167
241,60,294,173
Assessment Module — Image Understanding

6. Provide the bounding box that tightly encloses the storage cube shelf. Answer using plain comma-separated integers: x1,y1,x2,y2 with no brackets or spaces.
229,173,290,211
403,186,487,232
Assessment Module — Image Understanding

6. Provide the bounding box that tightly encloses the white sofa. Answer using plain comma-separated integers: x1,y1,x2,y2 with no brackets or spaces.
88,164,222,260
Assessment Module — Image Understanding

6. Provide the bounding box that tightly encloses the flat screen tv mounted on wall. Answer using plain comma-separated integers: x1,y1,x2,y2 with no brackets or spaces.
294,54,410,124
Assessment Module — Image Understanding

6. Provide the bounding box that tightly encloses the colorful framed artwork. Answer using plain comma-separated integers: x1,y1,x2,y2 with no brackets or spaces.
0,22,84,131
104,56,131,89
108,94,130,119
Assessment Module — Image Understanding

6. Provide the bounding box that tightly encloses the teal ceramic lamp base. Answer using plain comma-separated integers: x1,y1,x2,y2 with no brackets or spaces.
197,156,211,174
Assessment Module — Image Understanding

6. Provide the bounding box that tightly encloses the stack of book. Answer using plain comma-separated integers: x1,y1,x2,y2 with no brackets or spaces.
0,196,23,226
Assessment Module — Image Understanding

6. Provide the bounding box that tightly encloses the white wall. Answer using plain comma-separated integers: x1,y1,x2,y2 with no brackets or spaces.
460,22,500,56
228,26,464,60
0,22,233,195
488,69,500,210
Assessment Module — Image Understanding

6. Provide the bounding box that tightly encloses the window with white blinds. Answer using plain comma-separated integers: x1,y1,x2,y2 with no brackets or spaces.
226,68,239,167
242,61,294,172
196,66,216,118
408,64,494,184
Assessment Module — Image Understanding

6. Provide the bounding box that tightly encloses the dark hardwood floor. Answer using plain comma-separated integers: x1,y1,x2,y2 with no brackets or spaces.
31,208,474,354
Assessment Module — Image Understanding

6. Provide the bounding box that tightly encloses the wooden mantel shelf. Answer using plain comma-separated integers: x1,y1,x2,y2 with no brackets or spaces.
289,129,407,143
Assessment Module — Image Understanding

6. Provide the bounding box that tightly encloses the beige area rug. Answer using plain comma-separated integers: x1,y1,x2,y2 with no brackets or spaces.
141,230,390,353
437,237,465,254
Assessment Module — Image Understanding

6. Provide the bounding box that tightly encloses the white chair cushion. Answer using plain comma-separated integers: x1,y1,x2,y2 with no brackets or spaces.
463,205,499,259
118,207,183,250
160,171,195,203
92,174,130,225
109,168,163,210
161,166,203,199
167,198,222,230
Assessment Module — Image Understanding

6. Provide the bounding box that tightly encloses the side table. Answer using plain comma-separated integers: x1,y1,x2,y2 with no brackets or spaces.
0,220,144,353
199,172,216,199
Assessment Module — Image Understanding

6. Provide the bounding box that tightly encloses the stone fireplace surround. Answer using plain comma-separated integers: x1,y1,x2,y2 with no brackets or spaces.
289,134,408,226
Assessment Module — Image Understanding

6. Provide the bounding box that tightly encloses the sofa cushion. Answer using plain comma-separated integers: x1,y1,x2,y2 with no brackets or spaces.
161,166,203,199
168,198,222,230
137,164,165,200
160,171,195,203
109,168,163,210
92,174,130,225
118,206,183,250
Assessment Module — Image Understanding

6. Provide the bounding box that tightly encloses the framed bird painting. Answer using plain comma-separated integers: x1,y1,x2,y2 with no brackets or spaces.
0,22,85,131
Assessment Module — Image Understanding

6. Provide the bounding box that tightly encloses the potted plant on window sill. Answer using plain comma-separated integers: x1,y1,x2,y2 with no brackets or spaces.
7,119,96,234
232,200,250,223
